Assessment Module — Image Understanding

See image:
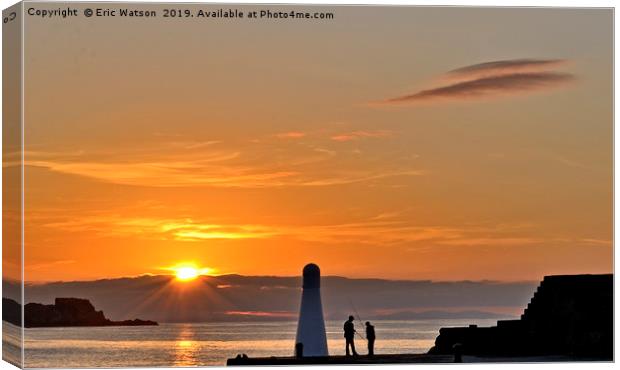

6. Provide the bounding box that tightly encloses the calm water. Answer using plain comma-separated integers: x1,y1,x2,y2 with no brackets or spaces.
10,319,500,367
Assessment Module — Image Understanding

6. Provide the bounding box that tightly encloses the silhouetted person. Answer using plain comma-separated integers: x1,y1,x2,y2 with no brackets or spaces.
344,315,358,356
365,321,375,356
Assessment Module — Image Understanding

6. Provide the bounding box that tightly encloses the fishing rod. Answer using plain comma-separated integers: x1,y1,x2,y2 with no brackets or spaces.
348,297,366,340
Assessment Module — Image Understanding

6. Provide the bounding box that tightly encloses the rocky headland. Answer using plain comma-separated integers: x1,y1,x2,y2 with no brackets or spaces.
3,297,158,327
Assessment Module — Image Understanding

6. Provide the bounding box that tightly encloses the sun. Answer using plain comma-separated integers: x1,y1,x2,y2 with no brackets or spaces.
168,263,214,282
175,267,200,281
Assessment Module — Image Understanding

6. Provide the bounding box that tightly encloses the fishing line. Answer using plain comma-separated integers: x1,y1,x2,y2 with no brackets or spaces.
348,297,366,340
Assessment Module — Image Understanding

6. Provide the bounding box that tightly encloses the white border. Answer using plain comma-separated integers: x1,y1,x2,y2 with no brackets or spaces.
0,1,616,370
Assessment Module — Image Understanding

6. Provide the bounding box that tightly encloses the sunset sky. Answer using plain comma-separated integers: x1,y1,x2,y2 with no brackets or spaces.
16,5,612,282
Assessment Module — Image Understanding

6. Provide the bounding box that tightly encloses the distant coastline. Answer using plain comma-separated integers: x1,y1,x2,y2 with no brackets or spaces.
3,297,157,327
4,274,534,323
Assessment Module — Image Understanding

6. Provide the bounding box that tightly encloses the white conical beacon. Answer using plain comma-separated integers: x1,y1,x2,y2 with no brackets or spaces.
295,263,329,357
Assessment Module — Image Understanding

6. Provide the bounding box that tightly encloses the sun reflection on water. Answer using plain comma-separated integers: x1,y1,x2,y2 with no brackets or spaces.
173,324,200,366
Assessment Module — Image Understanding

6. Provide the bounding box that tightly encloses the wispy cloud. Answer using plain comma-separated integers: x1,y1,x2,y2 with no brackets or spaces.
29,158,298,188
386,73,573,104
331,130,392,142
29,157,422,188
379,58,574,105
27,260,76,270
26,138,421,188
552,155,593,170
275,132,306,139
170,140,220,149
40,210,592,251
41,213,464,245
297,170,423,186
436,237,542,247
579,238,612,246
43,216,275,241
445,59,568,80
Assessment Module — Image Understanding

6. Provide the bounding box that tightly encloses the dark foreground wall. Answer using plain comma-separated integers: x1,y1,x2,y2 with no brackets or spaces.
429,274,613,359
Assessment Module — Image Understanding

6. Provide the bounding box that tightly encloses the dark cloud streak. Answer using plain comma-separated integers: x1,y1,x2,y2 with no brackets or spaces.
447,59,567,77
378,58,574,105
385,72,574,104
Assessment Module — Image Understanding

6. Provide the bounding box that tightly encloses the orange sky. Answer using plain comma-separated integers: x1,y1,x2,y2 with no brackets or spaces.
10,5,612,282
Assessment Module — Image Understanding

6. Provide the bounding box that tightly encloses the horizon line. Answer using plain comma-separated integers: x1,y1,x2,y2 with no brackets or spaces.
10,271,611,285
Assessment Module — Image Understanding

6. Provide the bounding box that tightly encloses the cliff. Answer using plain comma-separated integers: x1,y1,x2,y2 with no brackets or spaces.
3,297,157,327
2,297,21,326
428,274,612,359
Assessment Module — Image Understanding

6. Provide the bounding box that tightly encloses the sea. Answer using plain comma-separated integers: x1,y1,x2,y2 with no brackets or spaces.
4,319,501,368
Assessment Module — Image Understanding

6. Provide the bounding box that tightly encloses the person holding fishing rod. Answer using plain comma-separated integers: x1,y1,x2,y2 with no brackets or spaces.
347,299,377,357
343,315,359,356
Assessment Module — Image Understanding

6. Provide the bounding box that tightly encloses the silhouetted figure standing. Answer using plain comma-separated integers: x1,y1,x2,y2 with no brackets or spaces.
365,321,375,356
343,315,358,356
